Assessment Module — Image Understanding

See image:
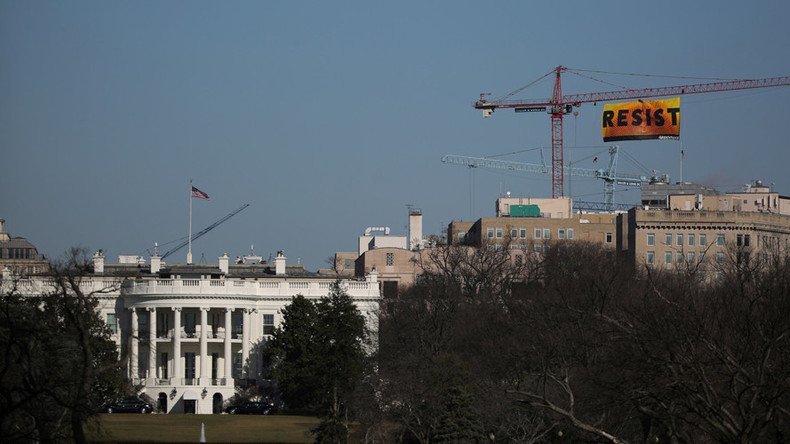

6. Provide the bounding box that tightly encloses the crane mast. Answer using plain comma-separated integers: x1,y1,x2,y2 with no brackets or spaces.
475,66,790,198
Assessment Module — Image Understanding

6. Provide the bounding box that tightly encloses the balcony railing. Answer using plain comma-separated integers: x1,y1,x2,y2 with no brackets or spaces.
153,329,236,339
122,278,380,299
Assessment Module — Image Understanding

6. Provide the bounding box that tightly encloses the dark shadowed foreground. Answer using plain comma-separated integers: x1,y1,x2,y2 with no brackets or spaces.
357,241,790,443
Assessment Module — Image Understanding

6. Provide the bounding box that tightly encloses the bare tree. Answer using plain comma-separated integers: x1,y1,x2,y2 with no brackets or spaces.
0,248,125,443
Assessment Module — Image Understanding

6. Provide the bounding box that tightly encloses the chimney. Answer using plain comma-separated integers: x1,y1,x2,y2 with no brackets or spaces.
218,253,229,274
0,219,8,242
274,250,286,276
150,254,161,274
408,208,423,251
93,250,105,274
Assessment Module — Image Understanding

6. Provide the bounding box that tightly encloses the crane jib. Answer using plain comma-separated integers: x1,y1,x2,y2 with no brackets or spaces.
474,66,789,197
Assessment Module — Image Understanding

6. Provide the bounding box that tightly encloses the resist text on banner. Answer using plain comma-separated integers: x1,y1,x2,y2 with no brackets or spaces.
602,97,680,142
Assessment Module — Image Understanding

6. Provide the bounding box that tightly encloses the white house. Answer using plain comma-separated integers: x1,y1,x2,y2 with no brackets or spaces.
5,250,380,414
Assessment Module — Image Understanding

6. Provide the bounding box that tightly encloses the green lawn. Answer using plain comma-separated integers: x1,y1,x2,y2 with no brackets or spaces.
86,414,321,443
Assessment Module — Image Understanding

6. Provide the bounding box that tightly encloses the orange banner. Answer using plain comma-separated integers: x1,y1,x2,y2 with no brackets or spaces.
602,97,680,142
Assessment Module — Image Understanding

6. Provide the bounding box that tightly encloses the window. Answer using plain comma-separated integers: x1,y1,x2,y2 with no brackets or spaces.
744,234,750,247
647,233,655,246
646,251,655,265
515,254,523,266
567,228,574,239
520,228,527,238
263,314,275,335
496,228,503,238
558,229,565,239
687,252,695,263
534,228,542,239
106,313,117,334
716,252,725,264
605,232,613,243
511,228,518,238
676,234,683,246
700,234,707,246
543,228,551,239
665,251,672,264
138,354,148,378
160,352,169,379
210,313,221,338
233,352,242,379
676,252,684,264
157,312,170,338
232,312,243,337
487,228,494,238
699,252,706,263
665,233,672,245
185,313,196,337
385,253,394,266
185,353,196,379
139,313,149,336
533,244,543,253
457,232,466,242
688,234,695,246
717,234,725,246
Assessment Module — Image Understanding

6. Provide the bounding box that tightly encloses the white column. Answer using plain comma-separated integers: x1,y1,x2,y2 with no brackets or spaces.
148,307,157,381
130,308,139,381
242,308,250,378
224,308,232,384
172,307,181,384
199,307,208,384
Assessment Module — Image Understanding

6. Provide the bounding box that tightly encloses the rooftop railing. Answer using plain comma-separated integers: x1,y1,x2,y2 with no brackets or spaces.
122,278,379,299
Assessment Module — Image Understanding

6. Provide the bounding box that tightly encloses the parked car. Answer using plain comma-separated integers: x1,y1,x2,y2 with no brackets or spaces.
225,401,274,415
105,398,154,414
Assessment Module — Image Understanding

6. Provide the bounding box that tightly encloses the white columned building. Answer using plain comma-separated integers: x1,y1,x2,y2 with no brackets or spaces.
5,250,381,414
56,252,383,414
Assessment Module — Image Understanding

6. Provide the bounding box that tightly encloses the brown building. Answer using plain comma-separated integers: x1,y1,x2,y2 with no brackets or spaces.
0,218,49,276
355,247,420,297
617,182,790,271
353,183,790,296
353,199,620,297
454,212,618,254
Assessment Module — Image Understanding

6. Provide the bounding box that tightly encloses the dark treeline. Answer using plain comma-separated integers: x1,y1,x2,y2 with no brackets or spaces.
0,249,125,443
353,241,790,443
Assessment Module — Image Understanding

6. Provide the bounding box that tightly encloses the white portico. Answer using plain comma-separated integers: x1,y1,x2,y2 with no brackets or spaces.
120,253,380,414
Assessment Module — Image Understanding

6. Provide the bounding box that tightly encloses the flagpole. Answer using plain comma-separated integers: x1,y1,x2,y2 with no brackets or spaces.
188,180,193,264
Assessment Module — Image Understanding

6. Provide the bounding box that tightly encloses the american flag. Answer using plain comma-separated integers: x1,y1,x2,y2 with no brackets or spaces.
191,186,209,199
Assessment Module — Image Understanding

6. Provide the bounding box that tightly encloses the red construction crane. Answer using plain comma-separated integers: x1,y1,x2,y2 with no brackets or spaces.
475,66,790,198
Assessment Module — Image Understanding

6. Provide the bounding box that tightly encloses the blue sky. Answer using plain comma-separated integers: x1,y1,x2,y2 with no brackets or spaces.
2,1,789,270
